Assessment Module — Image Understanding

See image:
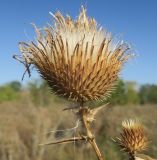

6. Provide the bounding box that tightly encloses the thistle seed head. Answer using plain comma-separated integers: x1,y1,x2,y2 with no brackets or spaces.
116,119,148,155
17,6,132,103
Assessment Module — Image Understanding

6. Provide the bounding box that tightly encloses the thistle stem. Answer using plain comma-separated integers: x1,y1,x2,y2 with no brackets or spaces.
88,139,104,160
81,108,104,160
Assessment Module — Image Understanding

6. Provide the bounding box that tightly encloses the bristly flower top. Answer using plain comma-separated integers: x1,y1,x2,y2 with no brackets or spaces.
115,119,148,156
16,6,132,103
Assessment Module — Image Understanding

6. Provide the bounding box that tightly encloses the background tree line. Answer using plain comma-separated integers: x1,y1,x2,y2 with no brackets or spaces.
0,79,157,105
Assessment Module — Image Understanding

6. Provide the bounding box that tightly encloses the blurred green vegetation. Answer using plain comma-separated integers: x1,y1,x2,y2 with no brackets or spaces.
139,84,157,104
1,79,157,105
0,81,21,102
28,80,52,106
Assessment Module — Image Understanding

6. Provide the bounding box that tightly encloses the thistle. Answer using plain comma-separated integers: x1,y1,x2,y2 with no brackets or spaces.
15,6,132,160
16,6,131,104
115,119,149,160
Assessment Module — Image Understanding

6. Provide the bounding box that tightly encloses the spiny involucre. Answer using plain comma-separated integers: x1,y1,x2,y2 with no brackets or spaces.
18,6,132,103
116,119,148,155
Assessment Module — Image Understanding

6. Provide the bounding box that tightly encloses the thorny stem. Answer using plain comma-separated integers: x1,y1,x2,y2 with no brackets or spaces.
40,104,106,160
80,107,104,160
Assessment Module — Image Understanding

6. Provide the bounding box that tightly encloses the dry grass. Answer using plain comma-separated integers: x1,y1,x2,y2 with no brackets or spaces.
0,99,156,160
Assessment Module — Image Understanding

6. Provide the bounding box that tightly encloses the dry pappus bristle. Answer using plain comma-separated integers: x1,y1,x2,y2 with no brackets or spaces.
17,6,132,103
116,119,148,155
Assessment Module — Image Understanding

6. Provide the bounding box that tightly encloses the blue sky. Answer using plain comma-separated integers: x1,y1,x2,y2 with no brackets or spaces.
0,0,157,85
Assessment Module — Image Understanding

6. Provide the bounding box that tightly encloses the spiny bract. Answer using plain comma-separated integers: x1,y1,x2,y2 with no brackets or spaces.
18,6,131,103
116,119,148,155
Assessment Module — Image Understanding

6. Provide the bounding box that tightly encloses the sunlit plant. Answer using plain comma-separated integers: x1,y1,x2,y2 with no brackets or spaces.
14,6,132,160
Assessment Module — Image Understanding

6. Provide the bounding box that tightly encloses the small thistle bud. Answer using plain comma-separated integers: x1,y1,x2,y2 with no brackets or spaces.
115,119,148,158
16,6,132,103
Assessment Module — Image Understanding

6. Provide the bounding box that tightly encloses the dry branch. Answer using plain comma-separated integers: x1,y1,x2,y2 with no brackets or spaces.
39,136,87,146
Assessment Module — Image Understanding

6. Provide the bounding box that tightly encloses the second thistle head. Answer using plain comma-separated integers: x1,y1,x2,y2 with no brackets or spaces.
115,119,149,159
17,6,132,104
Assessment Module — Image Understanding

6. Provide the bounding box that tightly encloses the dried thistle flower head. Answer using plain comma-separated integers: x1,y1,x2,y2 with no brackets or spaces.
116,119,148,156
17,6,131,103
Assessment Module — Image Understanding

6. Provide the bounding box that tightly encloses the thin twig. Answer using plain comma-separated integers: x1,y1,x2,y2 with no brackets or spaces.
39,136,87,146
